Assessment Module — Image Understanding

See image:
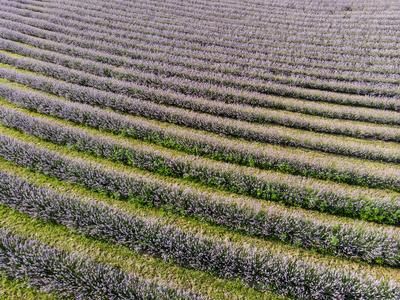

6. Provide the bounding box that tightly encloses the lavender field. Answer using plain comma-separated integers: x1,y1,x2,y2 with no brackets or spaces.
0,0,400,299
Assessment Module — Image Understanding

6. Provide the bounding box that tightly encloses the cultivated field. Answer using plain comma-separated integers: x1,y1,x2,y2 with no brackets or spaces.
0,0,400,299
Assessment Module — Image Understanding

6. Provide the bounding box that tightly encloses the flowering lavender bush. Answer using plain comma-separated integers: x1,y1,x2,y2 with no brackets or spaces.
0,82,399,193
1,38,400,143
0,0,399,298
0,171,399,299
1,106,400,228
0,131,399,266
0,228,201,300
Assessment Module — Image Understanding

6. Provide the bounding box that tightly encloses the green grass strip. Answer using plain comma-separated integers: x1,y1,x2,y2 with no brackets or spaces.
0,126,399,283
1,98,399,226
1,70,400,195
0,274,59,300
0,203,282,300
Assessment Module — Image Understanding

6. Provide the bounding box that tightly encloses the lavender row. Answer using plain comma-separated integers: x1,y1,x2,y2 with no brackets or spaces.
7,3,400,84
3,104,400,230
3,10,396,99
73,1,400,52
3,41,400,143
2,56,400,166
0,81,399,193
183,0,400,21
191,0,400,16
83,0,400,42
18,0,400,54
0,47,390,145
3,6,399,80
3,21,400,114
23,0,400,54
5,5,400,83
110,0,400,29
23,0,400,35
5,22,400,90
2,19,399,106
3,6,393,91
114,0,400,34
1,131,400,269
4,4,400,75
0,171,398,299
0,228,197,300
74,0,400,25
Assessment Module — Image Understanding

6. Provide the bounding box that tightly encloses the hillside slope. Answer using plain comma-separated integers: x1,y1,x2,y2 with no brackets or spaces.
0,0,400,299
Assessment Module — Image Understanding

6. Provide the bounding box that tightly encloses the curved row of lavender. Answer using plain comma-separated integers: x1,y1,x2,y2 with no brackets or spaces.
0,0,399,299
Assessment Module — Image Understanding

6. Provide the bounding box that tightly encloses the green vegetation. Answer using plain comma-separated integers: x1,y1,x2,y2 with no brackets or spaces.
0,1,399,298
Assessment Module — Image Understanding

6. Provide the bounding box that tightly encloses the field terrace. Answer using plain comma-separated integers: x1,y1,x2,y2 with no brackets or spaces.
0,0,400,299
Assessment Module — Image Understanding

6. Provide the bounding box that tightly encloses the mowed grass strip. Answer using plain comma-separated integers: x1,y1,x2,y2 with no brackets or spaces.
0,75,399,195
1,29,400,123
3,0,395,88
0,109,400,265
0,204,277,300
0,158,399,299
0,28,399,119
0,1,399,299
1,100,400,233
0,274,59,300
1,125,400,276
2,51,400,164
2,38,400,143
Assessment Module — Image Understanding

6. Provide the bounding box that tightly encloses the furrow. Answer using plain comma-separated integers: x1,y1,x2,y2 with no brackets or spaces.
0,158,398,299
0,79,399,192
1,57,400,165
1,103,400,227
